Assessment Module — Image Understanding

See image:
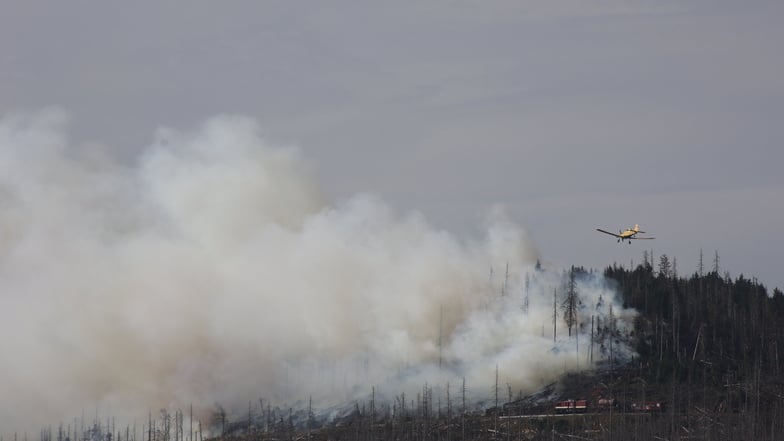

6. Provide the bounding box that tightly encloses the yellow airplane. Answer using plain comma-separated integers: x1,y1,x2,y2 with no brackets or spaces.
596,224,655,244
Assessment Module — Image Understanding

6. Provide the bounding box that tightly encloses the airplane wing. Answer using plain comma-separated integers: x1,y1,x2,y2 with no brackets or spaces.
596,228,622,238
630,237,655,240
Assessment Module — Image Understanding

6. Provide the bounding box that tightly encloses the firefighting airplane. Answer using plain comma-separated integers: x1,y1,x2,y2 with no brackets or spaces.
596,224,655,244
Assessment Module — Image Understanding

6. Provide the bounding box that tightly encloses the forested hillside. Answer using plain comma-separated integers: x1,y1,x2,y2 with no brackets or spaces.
299,255,784,440
605,253,784,392
31,254,784,441
599,251,784,438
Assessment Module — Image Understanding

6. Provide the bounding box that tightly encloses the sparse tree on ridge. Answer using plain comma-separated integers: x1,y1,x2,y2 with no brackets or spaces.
658,254,671,279
562,266,580,337
713,249,720,274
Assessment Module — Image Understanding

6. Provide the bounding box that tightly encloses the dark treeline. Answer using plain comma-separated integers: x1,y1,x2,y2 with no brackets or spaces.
605,252,784,393
601,250,784,440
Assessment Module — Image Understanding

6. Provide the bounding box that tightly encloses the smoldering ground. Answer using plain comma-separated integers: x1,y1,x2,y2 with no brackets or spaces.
0,109,635,433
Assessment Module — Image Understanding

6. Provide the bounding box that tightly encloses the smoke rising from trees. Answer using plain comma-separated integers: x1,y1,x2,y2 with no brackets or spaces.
0,109,635,432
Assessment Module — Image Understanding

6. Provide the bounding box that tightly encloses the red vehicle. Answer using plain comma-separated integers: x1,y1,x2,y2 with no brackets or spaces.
554,399,588,414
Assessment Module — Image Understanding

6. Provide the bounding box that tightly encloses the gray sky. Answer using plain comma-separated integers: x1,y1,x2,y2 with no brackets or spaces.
2,0,783,290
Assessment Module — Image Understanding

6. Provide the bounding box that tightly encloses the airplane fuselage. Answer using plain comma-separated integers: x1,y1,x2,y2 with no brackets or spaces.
596,224,653,243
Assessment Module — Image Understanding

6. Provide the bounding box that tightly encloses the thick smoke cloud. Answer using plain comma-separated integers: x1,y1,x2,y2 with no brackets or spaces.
0,109,634,433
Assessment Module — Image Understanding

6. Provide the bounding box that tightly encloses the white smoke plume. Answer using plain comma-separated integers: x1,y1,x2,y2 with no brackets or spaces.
0,109,635,434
